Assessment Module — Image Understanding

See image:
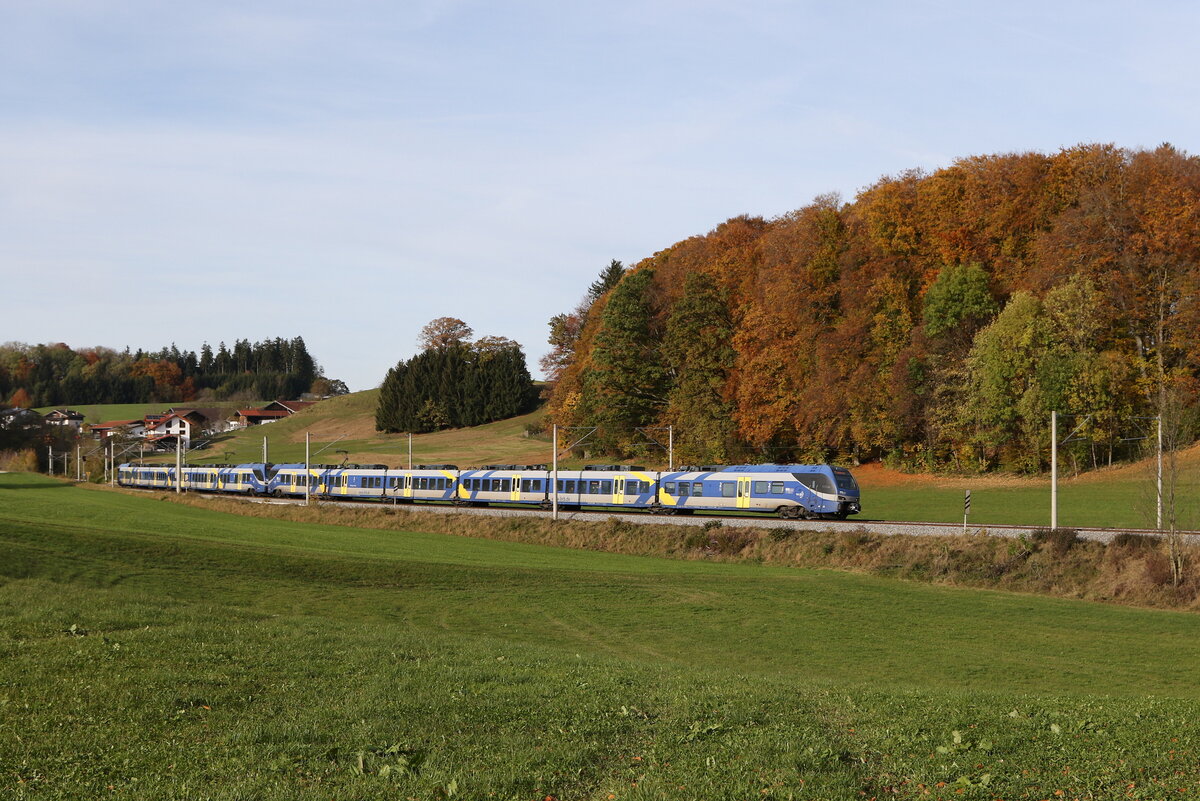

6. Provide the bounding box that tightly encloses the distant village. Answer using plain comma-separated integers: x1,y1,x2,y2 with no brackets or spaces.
3,399,320,452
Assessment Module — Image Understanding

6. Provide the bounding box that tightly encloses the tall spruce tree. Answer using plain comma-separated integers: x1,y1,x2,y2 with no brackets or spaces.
664,272,737,463
580,268,668,450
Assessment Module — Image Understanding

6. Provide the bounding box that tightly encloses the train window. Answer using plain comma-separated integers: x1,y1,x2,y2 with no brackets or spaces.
834,471,858,492
677,482,690,496
601,480,612,494
770,482,784,494
663,482,675,494
504,479,513,492
721,482,736,497
753,481,768,494
692,482,704,497
584,480,598,494
796,474,835,493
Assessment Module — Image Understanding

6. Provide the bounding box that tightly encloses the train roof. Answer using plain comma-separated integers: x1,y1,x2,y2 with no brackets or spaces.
706,464,837,473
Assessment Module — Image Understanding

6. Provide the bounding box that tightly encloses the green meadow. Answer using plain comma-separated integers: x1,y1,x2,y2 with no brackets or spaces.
3,473,1200,799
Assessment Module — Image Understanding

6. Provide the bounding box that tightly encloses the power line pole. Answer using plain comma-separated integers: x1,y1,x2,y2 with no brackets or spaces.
1050,410,1058,530
305,431,311,506
1157,414,1164,530
552,424,557,522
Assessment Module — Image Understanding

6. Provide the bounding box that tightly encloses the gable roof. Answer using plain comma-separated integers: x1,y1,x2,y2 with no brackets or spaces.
263,400,318,414
45,409,85,420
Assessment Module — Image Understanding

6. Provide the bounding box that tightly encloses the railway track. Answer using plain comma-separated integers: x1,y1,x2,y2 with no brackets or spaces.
195,491,1200,544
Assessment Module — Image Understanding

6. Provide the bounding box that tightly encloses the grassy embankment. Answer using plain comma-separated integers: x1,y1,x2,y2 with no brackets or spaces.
4,473,1200,799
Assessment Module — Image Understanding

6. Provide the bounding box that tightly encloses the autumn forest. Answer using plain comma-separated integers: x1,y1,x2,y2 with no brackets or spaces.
543,144,1200,473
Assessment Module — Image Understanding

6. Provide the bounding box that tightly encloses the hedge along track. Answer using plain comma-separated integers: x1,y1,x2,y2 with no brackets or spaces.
178,489,1200,544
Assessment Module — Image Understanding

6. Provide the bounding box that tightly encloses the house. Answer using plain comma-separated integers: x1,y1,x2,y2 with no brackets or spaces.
143,410,208,450
0,407,43,432
235,399,320,427
44,409,85,431
89,420,147,440
263,400,318,415
236,408,290,426
167,407,236,433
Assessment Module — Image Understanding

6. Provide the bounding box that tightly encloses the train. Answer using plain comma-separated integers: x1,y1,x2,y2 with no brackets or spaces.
117,461,862,519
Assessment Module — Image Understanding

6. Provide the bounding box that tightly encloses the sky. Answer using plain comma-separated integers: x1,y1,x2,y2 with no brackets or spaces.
3,1,1198,391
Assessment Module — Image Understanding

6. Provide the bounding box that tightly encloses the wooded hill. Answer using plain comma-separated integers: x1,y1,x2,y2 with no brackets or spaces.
545,143,1200,472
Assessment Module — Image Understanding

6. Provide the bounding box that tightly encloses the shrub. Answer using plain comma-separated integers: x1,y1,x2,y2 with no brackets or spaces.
1032,528,1080,557
1110,532,1157,550
0,449,38,473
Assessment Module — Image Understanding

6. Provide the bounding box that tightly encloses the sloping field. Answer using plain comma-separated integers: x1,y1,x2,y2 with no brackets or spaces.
189,389,556,468
3,473,1200,799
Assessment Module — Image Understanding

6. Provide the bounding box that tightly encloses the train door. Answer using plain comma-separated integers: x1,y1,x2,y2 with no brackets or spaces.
511,474,522,502
403,474,413,499
736,477,751,509
613,476,625,505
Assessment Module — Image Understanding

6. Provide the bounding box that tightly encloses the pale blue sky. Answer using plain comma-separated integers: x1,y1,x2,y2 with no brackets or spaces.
2,1,1197,390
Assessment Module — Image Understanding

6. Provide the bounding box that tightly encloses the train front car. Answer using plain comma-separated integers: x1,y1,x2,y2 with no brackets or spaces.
679,464,860,519
786,464,861,519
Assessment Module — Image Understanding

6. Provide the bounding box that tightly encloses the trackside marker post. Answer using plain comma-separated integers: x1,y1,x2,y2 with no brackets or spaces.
964,490,971,534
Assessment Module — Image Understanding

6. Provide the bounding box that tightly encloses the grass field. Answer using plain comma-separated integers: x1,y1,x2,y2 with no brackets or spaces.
3,473,1200,799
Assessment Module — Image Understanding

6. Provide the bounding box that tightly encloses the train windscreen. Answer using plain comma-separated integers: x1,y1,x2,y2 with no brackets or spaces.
832,469,859,493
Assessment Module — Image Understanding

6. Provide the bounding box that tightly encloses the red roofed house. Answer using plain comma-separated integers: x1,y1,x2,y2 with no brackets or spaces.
143,410,207,449
236,399,319,427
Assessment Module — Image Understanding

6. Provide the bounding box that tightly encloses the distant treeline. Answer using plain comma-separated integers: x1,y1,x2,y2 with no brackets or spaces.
1,337,333,407
376,318,537,433
545,143,1200,473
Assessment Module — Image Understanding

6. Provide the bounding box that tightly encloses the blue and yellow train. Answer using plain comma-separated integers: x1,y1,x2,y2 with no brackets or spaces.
118,462,861,519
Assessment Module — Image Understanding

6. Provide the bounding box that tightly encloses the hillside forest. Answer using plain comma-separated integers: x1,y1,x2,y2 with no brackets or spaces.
0,337,336,407
543,143,1200,473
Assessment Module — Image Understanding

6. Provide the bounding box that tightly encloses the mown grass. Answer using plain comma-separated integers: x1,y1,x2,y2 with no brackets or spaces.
865,478,1196,530
4,473,1200,799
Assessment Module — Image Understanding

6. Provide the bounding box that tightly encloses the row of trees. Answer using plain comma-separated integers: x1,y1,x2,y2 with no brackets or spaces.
375,318,537,433
1,337,334,407
545,143,1200,472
